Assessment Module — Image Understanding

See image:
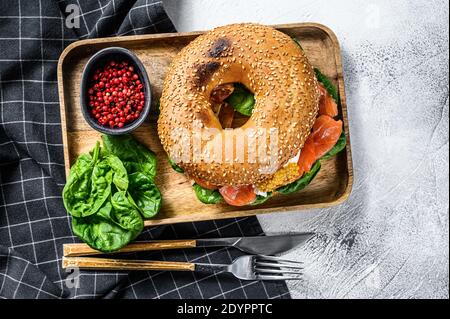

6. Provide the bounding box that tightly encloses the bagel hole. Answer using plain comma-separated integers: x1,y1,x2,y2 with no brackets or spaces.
210,83,253,129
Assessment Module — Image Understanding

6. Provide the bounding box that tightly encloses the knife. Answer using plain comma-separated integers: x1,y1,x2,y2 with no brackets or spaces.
195,233,314,255
63,233,314,257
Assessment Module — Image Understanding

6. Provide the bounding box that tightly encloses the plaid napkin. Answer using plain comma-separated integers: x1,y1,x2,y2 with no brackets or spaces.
0,0,290,299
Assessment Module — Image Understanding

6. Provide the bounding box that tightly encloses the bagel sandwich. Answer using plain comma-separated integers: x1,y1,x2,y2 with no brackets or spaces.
158,23,346,207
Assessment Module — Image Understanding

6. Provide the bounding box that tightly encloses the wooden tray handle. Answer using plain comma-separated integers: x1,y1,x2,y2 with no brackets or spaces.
63,240,197,257
62,257,195,271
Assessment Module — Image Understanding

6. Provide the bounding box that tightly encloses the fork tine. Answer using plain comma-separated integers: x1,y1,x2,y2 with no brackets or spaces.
255,261,304,270
256,255,303,265
255,268,303,275
256,274,303,281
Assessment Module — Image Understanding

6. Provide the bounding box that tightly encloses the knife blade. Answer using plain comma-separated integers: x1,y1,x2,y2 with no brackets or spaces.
63,233,314,257
196,232,315,255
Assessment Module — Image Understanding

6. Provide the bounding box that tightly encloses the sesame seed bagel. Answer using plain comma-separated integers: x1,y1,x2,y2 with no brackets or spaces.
158,23,319,186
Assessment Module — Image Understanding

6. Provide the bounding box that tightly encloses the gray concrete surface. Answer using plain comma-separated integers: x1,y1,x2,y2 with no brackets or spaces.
162,0,449,299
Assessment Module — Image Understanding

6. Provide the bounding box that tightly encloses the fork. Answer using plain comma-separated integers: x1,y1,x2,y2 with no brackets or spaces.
62,255,303,281
197,255,303,281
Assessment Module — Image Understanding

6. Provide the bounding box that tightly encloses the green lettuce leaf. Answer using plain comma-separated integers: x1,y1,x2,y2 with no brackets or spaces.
314,68,339,104
71,199,143,253
226,83,255,116
127,172,161,218
277,161,321,195
65,135,162,252
110,191,144,234
168,158,184,173
193,184,223,204
251,192,273,206
102,134,157,181
292,37,303,50
63,142,110,218
321,132,347,160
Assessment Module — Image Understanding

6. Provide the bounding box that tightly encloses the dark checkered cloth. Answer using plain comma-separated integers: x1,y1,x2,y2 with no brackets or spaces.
0,0,290,299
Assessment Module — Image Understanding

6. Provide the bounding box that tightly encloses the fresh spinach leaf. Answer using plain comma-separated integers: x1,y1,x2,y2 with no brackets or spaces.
102,135,157,181
65,136,163,253
88,162,113,217
321,132,347,160
127,172,161,218
92,154,128,192
251,192,273,206
110,191,144,234
314,68,339,104
63,142,108,218
277,161,321,195
102,134,163,219
105,155,129,191
80,154,128,217
226,83,255,116
71,201,142,253
193,184,223,204
168,158,184,173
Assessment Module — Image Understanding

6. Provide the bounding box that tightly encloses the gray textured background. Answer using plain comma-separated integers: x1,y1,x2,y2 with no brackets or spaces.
163,0,449,299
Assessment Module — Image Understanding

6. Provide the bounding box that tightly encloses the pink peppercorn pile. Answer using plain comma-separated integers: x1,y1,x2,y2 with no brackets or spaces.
88,60,145,128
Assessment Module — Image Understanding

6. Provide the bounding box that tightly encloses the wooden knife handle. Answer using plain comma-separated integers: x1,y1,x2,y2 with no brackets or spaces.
62,257,195,271
63,240,197,257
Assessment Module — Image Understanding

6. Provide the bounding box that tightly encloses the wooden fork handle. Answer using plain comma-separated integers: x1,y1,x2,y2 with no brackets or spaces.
63,240,197,257
62,257,195,271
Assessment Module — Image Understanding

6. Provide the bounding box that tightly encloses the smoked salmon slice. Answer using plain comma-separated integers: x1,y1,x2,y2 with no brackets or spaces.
318,84,339,117
219,185,256,206
297,138,317,177
297,115,343,176
311,115,343,158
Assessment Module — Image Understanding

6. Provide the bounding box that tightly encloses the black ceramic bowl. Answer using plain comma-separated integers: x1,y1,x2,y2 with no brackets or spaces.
80,47,151,135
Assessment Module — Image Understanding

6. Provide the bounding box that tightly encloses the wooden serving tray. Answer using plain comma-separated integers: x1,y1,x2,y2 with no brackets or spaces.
57,23,353,226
